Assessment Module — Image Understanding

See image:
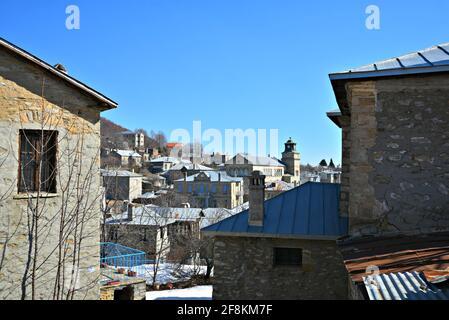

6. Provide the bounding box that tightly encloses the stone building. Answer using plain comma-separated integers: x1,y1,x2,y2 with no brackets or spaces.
164,162,214,185
149,156,186,173
0,38,117,299
108,149,142,168
327,42,449,299
174,171,244,209
328,41,449,236
202,171,349,300
101,169,143,202
104,206,203,261
281,138,301,185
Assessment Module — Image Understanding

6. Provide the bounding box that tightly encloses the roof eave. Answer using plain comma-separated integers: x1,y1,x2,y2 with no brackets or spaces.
0,37,118,110
201,230,341,241
329,64,449,82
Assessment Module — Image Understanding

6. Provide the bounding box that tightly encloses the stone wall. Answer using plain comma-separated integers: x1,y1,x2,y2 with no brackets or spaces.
212,236,348,300
342,74,449,236
100,280,146,300
0,46,104,299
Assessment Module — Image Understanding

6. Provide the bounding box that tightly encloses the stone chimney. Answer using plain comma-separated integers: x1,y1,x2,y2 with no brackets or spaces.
248,171,265,227
127,203,134,222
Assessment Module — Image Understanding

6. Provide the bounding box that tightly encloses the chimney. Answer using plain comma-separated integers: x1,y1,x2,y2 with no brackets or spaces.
127,203,134,222
248,171,265,227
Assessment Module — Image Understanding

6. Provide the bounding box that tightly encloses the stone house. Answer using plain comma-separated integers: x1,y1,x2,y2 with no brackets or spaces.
202,171,349,300
109,149,142,168
104,206,204,261
328,41,449,236
101,169,143,202
164,162,214,184
327,42,449,299
174,171,244,209
149,156,186,173
0,38,117,299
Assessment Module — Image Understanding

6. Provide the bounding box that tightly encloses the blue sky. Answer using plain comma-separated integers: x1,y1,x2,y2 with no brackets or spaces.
1,1,448,165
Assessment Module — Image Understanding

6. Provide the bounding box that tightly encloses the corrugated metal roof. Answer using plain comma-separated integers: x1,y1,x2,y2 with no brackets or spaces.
364,272,449,300
202,182,348,239
330,42,449,81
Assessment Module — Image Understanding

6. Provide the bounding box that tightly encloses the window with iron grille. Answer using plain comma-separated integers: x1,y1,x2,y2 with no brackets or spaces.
273,248,303,267
18,130,58,193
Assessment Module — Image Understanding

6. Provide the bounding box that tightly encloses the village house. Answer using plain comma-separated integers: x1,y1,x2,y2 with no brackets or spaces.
108,149,142,168
0,37,117,299
163,162,215,184
174,171,244,209
327,42,449,299
149,156,187,173
202,171,349,300
101,169,143,202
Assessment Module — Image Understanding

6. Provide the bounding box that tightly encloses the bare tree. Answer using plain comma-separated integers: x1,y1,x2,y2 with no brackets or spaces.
1,79,105,300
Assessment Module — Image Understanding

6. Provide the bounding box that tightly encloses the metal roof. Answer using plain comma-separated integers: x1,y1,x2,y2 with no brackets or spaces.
330,42,449,81
0,37,118,110
364,271,449,300
338,232,449,284
202,182,348,240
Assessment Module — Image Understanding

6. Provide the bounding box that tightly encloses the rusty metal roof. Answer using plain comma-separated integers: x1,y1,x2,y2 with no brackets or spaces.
338,232,449,284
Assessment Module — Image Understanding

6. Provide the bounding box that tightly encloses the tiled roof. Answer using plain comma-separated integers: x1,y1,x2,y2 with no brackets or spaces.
202,182,348,239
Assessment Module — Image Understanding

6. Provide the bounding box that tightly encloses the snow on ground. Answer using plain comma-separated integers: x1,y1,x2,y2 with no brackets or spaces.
131,263,211,285
146,286,213,300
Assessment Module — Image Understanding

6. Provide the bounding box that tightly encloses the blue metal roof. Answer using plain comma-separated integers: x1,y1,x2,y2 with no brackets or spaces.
202,182,348,239
330,42,449,81
364,272,449,300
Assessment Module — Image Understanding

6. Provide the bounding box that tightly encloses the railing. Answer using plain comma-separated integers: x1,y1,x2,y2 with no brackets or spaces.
100,242,152,280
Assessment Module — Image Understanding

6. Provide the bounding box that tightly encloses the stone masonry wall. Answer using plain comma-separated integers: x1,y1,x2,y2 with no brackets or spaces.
0,46,104,299
213,236,348,300
344,74,449,236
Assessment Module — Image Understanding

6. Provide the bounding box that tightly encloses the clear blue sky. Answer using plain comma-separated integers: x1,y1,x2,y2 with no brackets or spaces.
1,1,448,165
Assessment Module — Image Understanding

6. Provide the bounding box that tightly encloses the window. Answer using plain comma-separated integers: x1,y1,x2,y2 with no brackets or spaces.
19,130,58,193
273,248,303,267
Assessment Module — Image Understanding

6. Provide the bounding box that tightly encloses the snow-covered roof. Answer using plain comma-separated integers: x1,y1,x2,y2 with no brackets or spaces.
114,150,142,158
168,163,214,171
174,171,243,183
266,180,295,191
226,153,285,167
150,157,191,164
100,169,142,177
